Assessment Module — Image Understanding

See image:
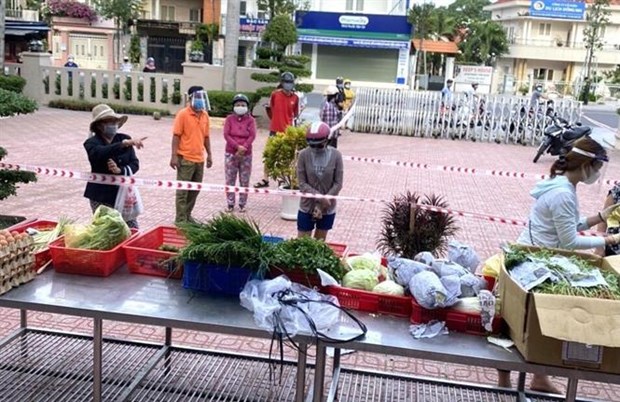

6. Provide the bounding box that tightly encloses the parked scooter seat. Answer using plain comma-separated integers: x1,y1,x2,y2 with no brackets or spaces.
562,126,591,140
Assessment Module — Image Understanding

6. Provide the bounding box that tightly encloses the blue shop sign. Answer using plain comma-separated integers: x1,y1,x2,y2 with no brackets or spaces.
295,11,412,40
240,17,269,34
529,0,586,21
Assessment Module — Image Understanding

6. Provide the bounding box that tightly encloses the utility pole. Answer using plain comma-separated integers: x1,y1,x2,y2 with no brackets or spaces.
222,0,240,91
0,0,6,73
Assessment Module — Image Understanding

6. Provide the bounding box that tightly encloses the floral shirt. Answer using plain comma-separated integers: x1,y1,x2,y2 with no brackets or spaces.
607,184,620,255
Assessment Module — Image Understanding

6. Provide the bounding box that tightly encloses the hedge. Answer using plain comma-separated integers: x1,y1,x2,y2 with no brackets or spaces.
0,75,27,93
207,91,261,117
0,88,38,117
48,99,171,116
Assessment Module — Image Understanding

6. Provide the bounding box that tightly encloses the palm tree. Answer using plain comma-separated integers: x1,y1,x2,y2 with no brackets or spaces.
459,20,508,65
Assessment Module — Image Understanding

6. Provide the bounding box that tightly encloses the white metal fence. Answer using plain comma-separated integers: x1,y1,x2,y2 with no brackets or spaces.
352,88,583,146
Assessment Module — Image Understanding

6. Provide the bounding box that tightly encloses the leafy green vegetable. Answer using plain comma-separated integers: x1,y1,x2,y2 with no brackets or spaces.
342,269,379,291
64,206,131,250
178,214,268,272
265,237,345,281
372,280,405,296
346,255,380,273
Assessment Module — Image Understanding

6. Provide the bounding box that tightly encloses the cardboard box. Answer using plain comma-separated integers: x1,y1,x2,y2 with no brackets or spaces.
499,247,620,374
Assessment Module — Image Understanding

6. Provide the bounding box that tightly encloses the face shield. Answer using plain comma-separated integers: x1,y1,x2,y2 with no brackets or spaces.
572,137,612,190
190,90,209,111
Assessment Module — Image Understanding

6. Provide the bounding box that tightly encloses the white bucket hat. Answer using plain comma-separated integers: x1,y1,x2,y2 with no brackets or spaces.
89,104,128,132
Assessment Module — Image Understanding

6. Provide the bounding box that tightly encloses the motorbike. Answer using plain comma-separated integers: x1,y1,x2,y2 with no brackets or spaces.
532,116,592,163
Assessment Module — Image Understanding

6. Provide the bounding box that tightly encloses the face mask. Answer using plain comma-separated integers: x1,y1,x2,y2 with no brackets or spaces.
102,123,117,139
344,84,351,89
582,167,601,185
192,98,205,111
234,105,248,116
68,58,74,63
309,142,326,149
282,82,294,92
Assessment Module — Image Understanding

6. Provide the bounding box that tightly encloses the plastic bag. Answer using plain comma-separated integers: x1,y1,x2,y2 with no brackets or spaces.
414,251,435,266
448,240,480,273
114,166,143,221
409,270,448,309
481,254,502,278
459,273,486,297
439,275,462,306
431,259,469,278
239,276,342,337
388,257,431,287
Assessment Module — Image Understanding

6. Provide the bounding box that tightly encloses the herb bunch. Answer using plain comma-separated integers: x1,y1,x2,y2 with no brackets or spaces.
265,237,345,281
179,214,269,272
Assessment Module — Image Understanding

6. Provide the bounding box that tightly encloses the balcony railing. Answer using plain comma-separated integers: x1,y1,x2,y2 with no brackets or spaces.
6,9,40,22
509,37,620,51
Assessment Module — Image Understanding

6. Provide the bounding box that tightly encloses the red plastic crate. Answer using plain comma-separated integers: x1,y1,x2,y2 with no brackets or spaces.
326,242,348,258
8,219,58,270
410,298,502,335
269,267,324,289
327,285,412,318
49,229,138,277
123,226,186,279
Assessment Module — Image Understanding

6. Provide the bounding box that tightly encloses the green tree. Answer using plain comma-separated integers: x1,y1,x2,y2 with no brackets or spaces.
0,147,37,202
263,15,298,53
128,34,141,64
94,0,143,68
447,0,492,24
458,20,508,65
581,0,611,104
257,0,309,19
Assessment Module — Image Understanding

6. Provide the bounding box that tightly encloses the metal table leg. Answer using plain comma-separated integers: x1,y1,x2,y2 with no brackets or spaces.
295,342,308,402
516,372,527,402
566,377,579,402
93,318,103,402
326,348,342,402
312,342,327,402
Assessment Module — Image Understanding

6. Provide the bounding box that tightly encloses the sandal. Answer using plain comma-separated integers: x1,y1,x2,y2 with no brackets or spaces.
238,206,246,213
253,179,269,188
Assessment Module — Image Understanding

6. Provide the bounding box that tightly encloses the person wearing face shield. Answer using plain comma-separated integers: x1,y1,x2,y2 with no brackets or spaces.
254,71,299,188
223,94,257,212
320,86,341,148
498,136,620,394
343,79,355,112
83,104,146,228
170,86,212,223
296,122,343,240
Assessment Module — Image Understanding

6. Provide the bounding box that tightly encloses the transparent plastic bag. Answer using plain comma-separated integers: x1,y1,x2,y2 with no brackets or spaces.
448,240,480,273
459,273,486,297
439,274,462,306
431,259,469,278
409,270,448,309
388,257,431,287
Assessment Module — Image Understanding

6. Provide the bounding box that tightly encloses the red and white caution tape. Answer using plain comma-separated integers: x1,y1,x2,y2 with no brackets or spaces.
340,155,618,186
1,161,606,237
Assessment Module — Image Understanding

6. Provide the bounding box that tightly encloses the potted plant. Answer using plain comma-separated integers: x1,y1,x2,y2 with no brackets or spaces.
178,214,270,296
0,147,36,229
262,125,308,220
377,192,459,258
266,237,345,288
189,38,205,62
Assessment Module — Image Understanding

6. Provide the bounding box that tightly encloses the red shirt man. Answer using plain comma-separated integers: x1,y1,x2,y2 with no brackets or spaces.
268,88,299,135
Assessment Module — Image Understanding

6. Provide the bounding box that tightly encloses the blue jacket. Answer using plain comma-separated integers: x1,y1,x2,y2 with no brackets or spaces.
83,133,139,206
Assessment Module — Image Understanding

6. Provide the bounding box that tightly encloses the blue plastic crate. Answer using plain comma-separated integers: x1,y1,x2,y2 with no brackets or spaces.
182,261,256,296
262,235,285,244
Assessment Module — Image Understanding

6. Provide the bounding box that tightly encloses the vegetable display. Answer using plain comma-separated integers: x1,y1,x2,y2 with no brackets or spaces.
342,269,379,291
372,280,405,296
266,237,345,281
29,218,71,252
64,206,131,250
179,214,267,272
0,230,35,295
505,247,620,300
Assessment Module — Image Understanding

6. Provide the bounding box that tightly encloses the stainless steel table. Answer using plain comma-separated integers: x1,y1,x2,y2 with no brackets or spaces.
0,267,314,402
312,312,620,402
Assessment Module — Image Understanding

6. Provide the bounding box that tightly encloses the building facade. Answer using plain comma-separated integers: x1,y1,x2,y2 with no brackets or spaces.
485,0,620,94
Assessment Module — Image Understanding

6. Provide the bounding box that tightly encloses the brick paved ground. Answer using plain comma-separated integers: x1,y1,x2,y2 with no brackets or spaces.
1,107,619,400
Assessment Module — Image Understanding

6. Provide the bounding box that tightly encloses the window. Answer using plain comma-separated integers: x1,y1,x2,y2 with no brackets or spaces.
534,68,554,80
538,23,551,36
240,0,247,16
356,0,364,11
346,0,354,10
189,8,202,22
161,5,175,21
81,45,85,55
94,46,97,56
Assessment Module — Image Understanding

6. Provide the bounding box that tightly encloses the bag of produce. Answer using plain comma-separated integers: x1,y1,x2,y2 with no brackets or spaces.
431,259,469,278
372,280,405,296
413,251,435,266
447,240,480,273
459,273,486,297
342,269,379,291
439,275,462,306
64,206,131,250
481,253,502,278
409,270,448,309
388,257,431,287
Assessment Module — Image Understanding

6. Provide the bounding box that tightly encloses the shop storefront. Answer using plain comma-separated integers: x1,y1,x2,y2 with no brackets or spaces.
295,11,412,85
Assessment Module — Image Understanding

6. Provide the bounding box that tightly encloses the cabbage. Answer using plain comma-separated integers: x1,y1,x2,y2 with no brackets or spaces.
372,280,405,296
409,270,448,309
342,269,379,291
346,254,381,273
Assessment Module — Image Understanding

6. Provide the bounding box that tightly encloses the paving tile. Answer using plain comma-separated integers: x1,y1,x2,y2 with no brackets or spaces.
1,107,620,400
